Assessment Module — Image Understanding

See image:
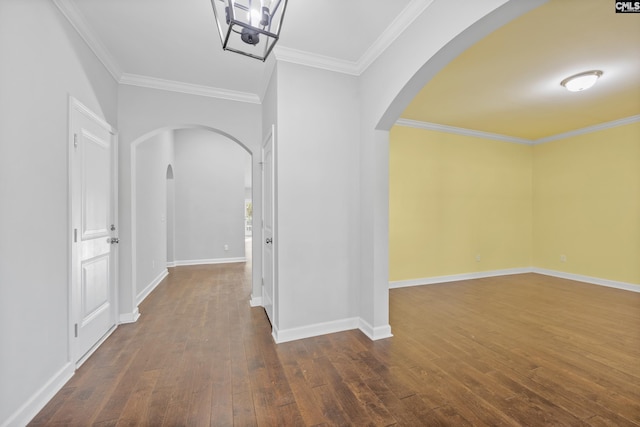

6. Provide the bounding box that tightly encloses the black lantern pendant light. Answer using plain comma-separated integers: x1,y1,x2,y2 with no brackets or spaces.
211,0,288,61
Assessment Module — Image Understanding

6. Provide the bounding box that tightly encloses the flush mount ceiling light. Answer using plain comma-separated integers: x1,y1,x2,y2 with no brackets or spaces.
560,70,603,92
211,0,288,61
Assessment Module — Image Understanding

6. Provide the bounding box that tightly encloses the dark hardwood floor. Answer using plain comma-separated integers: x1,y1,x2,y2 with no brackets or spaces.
31,260,640,426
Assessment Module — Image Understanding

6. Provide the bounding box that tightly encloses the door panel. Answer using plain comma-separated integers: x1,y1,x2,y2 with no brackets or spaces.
81,131,110,237
70,99,117,366
262,128,275,327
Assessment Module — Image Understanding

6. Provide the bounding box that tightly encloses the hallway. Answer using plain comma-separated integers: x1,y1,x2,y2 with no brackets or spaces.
30,267,640,426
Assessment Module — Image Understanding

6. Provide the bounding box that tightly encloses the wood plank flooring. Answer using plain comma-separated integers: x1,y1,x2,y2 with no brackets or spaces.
31,263,640,426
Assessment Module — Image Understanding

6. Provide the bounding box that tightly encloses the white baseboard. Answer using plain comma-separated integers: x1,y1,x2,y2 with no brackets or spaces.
173,257,246,266
250,295,263,307
273,317,361,344
390,267,533,289
119,307,140,324
1,362,74,427
166,261,176,268
359,318,393,340
136,269,168,305
533,268,640,293
389,267,639,294
272,317,394,344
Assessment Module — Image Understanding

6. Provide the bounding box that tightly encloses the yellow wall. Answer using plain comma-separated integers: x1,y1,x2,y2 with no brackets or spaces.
533,122,640,284
390,122,640,286
389,126,533,281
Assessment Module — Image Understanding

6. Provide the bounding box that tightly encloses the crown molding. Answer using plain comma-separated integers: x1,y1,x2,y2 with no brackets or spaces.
358,0,436,73
119,73,261,104
274,46,360,76
395,119,534,145
533,115,640,144
52,0,122,82
396,115,640,145
275,0,435,76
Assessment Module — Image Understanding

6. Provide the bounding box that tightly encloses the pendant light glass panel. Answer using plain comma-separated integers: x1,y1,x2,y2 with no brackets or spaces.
211,0,288,61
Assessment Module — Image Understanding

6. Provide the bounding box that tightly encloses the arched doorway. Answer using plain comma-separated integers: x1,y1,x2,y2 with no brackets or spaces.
131,125,256,311
358,0,548,337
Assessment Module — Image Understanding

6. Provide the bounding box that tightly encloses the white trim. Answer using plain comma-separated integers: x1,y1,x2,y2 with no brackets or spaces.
357,0,435,73
119,73,261,104
250,295,263,307
273,0,436,76
52,0,121,82
395,119,533,145
533,268,640,293
533,115,640,144
166,261,176,268
271,324,280,343
173,257,247,266
70,97,116,134
358,318,393,341
394,115,640,146
273,317,361,344
389,268,639,294
0,363,74,427
274,47,360,76
119,307,140,324
136,269,168,305
390,268,534,289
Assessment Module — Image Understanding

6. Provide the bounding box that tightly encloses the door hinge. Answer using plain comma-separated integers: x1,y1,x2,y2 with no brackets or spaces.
74,228,77,243
73,133,78,148
74,323,78,338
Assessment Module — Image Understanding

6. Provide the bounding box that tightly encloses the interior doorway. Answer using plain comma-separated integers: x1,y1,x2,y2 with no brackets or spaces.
68,97,118,366
131,126,254,310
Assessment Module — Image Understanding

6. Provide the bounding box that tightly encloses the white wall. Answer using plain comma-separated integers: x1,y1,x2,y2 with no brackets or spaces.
275,62,361,334
134,131,173,302
173,129,247,263
0,1,118,425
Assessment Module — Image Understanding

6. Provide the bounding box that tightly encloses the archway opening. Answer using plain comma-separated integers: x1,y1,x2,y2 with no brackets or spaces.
365,0,547,337
131,125,255,309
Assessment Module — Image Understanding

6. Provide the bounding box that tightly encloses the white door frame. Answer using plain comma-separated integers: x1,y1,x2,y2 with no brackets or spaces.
261,125,277,335
68,96,119,367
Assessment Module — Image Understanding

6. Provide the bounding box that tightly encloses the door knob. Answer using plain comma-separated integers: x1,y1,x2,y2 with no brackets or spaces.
109,237,119,244
265,237,272,244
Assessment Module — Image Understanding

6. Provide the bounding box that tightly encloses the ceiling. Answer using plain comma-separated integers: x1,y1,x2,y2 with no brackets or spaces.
59,0,639,141
61,0,415,96
401,0,640,141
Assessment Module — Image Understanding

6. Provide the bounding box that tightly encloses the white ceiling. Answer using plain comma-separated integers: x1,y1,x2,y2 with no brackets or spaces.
60,0,417,96
56,0,639,139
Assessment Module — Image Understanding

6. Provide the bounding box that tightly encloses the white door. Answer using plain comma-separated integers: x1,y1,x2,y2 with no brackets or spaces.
70,98,118,366
262,127,275,327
